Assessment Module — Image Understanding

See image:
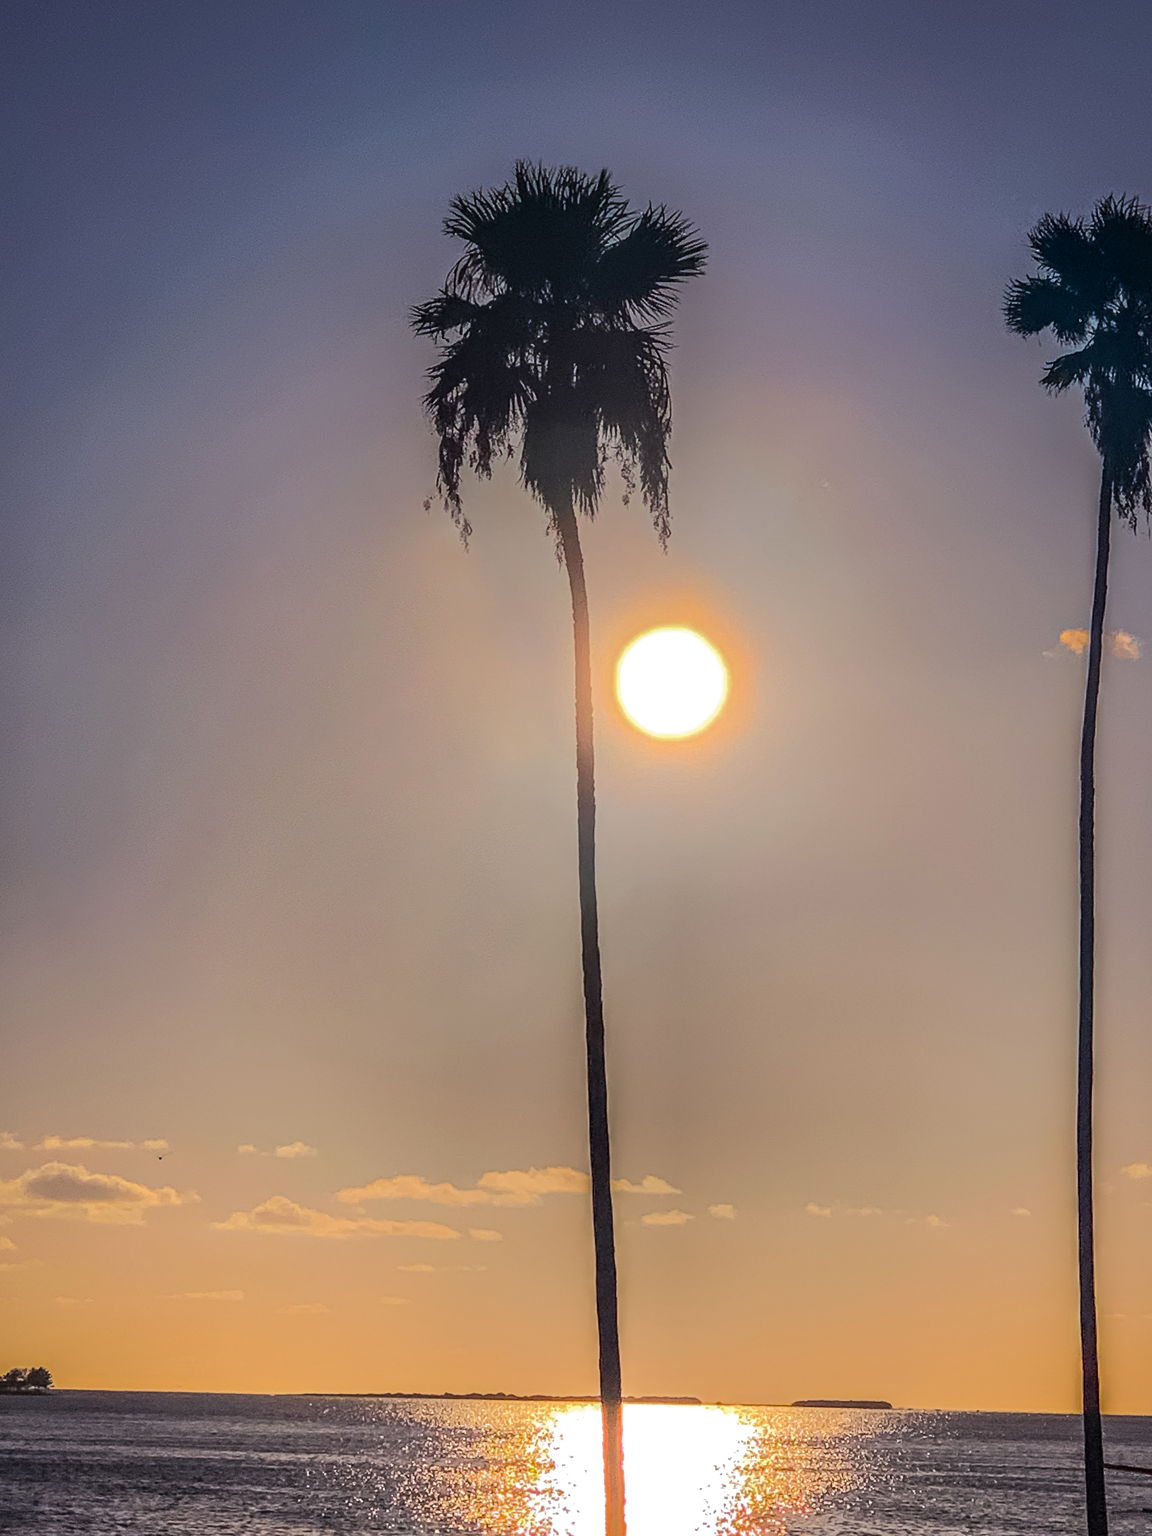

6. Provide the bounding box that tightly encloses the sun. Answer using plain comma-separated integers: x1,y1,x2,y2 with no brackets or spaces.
616,627,729,739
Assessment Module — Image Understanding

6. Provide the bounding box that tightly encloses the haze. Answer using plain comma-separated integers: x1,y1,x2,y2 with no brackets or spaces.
4,0,1152,1411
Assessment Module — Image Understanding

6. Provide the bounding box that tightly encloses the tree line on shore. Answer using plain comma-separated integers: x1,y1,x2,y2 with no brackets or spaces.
0,1368,53,1393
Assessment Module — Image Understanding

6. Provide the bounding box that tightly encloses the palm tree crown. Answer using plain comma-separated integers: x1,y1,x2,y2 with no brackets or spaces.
412,161,707,540
1004,194,1152,523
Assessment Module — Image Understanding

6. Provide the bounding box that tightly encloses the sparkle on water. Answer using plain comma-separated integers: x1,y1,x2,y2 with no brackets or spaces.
616,626,729,739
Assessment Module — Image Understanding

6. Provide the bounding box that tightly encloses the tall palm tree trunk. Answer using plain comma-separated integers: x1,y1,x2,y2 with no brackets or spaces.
555,498,626,1536
1078,462,1112,1536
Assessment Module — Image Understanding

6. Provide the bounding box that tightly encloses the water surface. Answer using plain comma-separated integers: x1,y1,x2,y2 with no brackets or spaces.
1,1392,1149,1534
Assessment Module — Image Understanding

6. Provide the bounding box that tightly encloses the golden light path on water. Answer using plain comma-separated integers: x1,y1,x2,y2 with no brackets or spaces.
421,1402,877,1536
529,1404,761,1535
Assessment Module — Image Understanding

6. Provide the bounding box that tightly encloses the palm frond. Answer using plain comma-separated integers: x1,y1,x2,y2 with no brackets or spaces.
1003,275,1090,343
570,326,673,539
520,396,603,522
1085,376,1152,526
592,206,709,322
444,163,630,302
1028,212,1106,300
1041,346,1094,393
410,289,482,337
1090,193,1152,299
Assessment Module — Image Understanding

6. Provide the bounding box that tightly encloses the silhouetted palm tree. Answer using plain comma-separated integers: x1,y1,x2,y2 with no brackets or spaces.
413,163,705,1536
1006,194,1152,1536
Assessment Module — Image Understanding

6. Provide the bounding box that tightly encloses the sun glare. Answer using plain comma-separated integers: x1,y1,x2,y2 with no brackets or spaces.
616,627,729,739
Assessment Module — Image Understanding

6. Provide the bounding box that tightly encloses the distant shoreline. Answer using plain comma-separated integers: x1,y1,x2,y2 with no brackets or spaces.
23,1391,1149,1416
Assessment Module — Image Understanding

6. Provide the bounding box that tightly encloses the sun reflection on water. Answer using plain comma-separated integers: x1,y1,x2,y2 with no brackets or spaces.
425,1402,878,1536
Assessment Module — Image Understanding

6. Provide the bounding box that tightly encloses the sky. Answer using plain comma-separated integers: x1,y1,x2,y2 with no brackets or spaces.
4,0,1152,1412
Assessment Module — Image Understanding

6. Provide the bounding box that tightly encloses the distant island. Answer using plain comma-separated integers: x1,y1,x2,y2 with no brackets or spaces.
0,1368,53,1395
791,1398,892,1410
289,1391,701,1404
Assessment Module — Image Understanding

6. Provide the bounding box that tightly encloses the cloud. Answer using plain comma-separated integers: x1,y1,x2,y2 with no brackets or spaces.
806,1202,885,1219
38,1136,169,1152
338,1165,603,1209
337,1175,497,1208
1057,628,1142,659
213,1195,459,1240
166,1290,244,1302
0,1236,15,1251
55,1296,94,1307
238,1142,318,1159
477,1166,589,1201
707,1204,736,1220
641,1209,694,1227
0,1133,24,1151
612,1175,681,1195
379,1296,410,1306
0,1163,197,1224
1121,1163,1152,1181
1011,1207,1032,1217
806,1201,948,1225
1112,630,1142,659
468,1228,503,1242
277,1302,330,1315
398,1263,437,1273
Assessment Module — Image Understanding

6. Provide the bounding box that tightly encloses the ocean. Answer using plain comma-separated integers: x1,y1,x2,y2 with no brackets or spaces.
0,1392,1149,1535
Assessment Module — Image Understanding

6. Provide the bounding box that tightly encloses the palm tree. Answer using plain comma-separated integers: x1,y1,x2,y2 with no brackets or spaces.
413,162,705,1536
1005,194,1152,1536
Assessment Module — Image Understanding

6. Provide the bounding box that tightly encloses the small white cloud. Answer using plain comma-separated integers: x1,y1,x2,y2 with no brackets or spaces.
923,1214,949,1229
379,1295,410,1306
612,1175,681,1195
0,1133,24,1152
55,1296,94,1307
707,1204,736,1220
238,1142,318,1159
1011,1207,1032,1217
214,1196,460,1241
805,1203,833,1218
0,1236,15,1251
468,1228,503,1243
397,1263,437,1273
641,1209,694,1227
1121,1163,1152,1181
276,1302,329,1315
1112,630,1142,659
166,1290,244,1302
